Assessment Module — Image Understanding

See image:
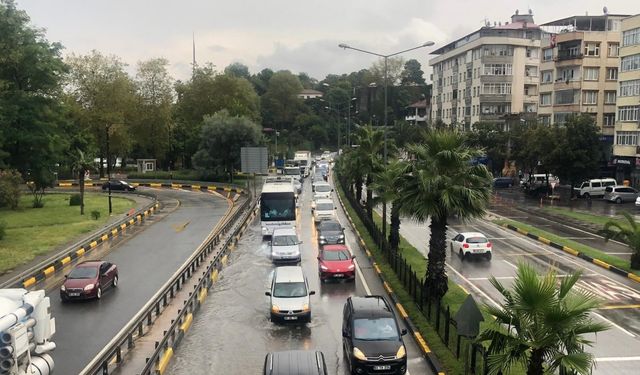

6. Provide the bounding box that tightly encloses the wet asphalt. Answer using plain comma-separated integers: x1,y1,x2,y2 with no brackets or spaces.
168,177,433,375
43,188,229,375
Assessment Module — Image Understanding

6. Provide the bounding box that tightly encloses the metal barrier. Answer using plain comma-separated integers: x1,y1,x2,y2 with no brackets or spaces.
79,195,255,375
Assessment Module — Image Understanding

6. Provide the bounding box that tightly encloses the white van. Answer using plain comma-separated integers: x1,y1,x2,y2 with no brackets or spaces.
266,266,315,323
574,178,617,198
313,198,336,222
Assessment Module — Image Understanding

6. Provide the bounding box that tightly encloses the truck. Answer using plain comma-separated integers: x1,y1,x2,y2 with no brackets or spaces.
294,151,311,177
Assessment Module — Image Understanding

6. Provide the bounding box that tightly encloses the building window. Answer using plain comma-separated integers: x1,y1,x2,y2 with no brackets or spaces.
608,43,619,57
526,48,539,59
616,131,639,146
541,70,553,84
540,115,551,125
482,83,512,95
543,48,553,61
482,64,513,75
582,91,598,105
603,113,616,127
554,112,575,125
583,67,599,81
524,85,536,96
620,80,640,97
618,106,640,122
584,42,600,56
483,45,514,56
525,66,538,77
606,67,618,80
481,103,511,114
555,89,579,105
621,54,640,72
558,66,580,82
623,27,640,47
540,93,552,106
604,91,617,104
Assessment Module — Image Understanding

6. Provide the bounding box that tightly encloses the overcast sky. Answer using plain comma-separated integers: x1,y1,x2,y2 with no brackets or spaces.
15,0,639,82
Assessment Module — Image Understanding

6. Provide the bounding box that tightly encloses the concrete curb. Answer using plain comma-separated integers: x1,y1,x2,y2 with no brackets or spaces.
499,223,640,284
55,180,245,195
334,184,446,375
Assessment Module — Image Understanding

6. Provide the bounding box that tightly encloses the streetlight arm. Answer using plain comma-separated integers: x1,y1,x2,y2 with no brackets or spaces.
338,44,385,58
386,43,433,57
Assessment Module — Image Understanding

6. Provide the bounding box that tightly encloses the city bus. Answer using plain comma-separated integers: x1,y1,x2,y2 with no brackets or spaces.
260,179,297,238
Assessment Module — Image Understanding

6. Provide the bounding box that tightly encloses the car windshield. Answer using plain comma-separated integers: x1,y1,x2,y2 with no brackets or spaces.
353,318,399,341
316,203,333,211
316,185,331,192
466,236,487,243
273,235,298,246
68,267,98,279
273,282,307,298
284,169,299,176
320,222,341,231
323,250,350,261
119,180,128,185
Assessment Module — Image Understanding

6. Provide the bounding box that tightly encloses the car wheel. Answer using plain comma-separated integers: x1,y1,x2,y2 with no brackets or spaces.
459,249,464,260
616,197,622,204
96,286,102,300
486,252,492,261
60,294,68,303
584,193,590,199
112,275,118,287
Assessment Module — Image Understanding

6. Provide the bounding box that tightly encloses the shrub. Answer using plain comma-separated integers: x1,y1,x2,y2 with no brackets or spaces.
69,194,82,206
91,210,101,220
0,169,23,209
0,221,6,240
32,199,44,208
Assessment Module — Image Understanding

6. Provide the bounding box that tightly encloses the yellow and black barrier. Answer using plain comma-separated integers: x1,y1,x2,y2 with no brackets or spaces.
55,180,245,195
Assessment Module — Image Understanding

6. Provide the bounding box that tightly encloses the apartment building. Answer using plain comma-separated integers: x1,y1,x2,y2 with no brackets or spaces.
538,14,627,138
612,14,640,184
429,10,542,130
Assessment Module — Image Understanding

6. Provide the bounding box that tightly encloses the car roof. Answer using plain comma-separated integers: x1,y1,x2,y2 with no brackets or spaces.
272,227,297,236
348,296,394,318
315,198,333,204
322,244,348,251
459,232,486,238
274,266,305,282
77,261,104,268
319,219,341,227
265,350,325,375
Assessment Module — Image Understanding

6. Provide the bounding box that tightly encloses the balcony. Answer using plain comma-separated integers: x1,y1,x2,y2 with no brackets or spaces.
555,52,583,62
405,115,428,122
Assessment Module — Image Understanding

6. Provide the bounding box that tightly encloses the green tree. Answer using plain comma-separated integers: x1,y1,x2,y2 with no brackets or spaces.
261,71,304,133
599,212,640,269
192,110,261,182
308,125,328,150
400,130,493,299
250,68,273,96
69,149,95,215
352,125,386,218
479,262,608,375
400,59,426,85
465,122,508,175
0,0,68,177
0,169,22,209
371,160,409,251
224,62,250,79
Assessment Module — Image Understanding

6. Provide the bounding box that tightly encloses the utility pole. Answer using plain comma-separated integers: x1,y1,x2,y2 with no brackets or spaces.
105,125,113,215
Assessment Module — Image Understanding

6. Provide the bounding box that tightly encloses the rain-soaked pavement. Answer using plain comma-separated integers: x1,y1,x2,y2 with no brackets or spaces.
168,178,433,375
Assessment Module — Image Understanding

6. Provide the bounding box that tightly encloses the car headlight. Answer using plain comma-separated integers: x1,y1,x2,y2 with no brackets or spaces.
60,285,66,291
353,347,367,361
319,235,325,239
396,345,406,359
84,284,95,291
339,234,344,239
348,264,355,271
271,305,280,313
320,265,328,271
302,304,309,312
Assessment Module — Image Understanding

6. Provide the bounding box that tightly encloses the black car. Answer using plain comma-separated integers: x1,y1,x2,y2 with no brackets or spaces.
102,180,136,191
263,350,328,375
316,219,345,246
493,177,514,188
343,296,407,375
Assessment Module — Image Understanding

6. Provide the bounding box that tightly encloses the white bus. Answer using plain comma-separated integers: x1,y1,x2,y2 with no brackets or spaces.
260,180,297,238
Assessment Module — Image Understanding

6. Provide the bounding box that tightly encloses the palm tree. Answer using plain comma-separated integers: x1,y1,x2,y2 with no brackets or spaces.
335,149,364,202
370,160,409,252
70,149,95,215
399,130,492,299
479,262,609,375
598,212,640,269
352,125,388,218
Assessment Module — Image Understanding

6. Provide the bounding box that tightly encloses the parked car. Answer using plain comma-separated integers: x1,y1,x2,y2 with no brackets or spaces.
316,219,345,245
266,266,315,323
263,350,328,375
342,295,407,375
450,232,492,260
604,185,639,203
313,198,337,223
493,177,515,188
318,244,355,281
270,228,302,263
101,180,136,191
60,261,118,301
574,178,617,198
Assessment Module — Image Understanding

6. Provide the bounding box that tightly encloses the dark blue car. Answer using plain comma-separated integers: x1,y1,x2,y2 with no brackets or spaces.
493,177,514,188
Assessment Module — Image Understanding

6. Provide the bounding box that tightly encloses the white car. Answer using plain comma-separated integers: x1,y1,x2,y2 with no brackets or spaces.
313,198,336,223
314,182,332,199
635,196,640,207
450,232,492,260
266,266,315,323
270,228,302,263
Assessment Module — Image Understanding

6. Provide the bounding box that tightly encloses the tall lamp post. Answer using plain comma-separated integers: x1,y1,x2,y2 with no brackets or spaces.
338,41,435,243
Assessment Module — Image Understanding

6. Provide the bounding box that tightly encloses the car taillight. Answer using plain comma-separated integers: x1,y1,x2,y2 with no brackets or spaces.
487,242,492,248
463,243,469,248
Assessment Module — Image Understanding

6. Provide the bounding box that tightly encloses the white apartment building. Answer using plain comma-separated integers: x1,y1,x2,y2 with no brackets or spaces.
429,10,542,130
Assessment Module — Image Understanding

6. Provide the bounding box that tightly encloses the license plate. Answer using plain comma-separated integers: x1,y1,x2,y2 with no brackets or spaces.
284,316,298,320
69,293,80,297
473,249,482,253
334,274,344,277
373,365,391,370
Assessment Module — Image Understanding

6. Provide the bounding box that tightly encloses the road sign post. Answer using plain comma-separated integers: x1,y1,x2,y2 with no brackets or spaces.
454,294,484,374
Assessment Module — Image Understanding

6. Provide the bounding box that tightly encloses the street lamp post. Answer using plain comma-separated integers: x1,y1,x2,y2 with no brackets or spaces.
339,41,435,245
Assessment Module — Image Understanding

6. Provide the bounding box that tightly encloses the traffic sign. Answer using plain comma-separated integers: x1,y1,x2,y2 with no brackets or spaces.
454,295,484,337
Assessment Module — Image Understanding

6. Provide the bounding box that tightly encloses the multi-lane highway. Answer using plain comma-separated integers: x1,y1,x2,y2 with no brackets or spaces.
167,175,433,374
40,188,230,375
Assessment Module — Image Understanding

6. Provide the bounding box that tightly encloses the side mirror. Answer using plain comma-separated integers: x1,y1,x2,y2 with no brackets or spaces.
265,291,271,296
334,207,337,210
351,255,356,259
64,274,68,279
342,330,350,338
331,189,334,192
401,328,408,336
309,291,316,296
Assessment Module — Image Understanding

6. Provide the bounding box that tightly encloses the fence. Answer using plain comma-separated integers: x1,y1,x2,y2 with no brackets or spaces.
338,176,490,375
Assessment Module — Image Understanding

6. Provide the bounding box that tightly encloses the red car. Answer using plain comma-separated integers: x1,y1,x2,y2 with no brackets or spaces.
317,244,355,281
60,261,118,301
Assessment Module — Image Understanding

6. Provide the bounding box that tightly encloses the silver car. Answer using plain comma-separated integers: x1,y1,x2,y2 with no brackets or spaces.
604,185,638,203
270,228,302,263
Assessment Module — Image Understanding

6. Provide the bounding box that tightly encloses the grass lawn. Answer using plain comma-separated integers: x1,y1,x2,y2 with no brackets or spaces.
542,206,630,229
0,192,135,274
493,217,640,277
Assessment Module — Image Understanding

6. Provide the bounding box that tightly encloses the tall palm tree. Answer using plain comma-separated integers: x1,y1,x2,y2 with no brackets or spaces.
70,149,95,215
598,212,640,269
479,262,608,375
352,125,388,218
399,130,492,299
335,149,364,202
371,159,409,252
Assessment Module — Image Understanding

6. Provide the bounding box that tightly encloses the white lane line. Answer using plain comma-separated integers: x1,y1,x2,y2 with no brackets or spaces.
606,252,634,255
446,264,501,308
467,273,600,281
503,260,518,269
595,356,640,362
354,259,372,296
592,313,635,338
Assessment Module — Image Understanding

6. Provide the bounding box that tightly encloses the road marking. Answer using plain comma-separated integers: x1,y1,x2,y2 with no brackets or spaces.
595,356,640,362
606,252,634,255
592,312,636,338
354,259,372,295
446,263,501,308
599,304,640,310
503,260,518,269
467,274,598,281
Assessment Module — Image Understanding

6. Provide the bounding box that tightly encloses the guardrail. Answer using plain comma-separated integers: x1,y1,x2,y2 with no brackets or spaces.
0,196,159,289
79,194,256,375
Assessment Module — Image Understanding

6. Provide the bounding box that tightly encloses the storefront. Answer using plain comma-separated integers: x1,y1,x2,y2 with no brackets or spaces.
613,157,640,187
